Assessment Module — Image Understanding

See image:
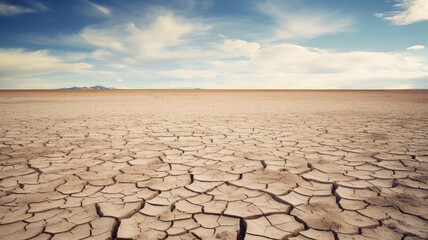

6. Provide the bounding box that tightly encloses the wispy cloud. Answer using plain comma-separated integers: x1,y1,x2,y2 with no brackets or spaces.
376,0,428,25
407,45,425,50
86,1,111,15
79,13,212,60
0,1,48,16
256,0,353,40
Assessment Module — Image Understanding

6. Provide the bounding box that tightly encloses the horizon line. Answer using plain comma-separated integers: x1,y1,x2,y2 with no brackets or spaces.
1,89,427,91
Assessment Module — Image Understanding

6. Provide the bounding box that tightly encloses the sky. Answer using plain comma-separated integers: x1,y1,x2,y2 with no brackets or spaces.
0,0,427,89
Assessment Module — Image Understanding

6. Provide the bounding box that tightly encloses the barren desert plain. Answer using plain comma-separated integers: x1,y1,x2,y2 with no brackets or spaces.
0,89,427,240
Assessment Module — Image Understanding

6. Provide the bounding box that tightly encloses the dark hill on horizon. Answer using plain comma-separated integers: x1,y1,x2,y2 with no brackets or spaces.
60,86,111,90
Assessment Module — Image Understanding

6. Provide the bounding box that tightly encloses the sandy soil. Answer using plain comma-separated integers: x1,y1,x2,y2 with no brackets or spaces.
0,90,427,240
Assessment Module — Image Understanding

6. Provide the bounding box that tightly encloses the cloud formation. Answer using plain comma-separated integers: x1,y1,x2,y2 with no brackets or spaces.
407,45,425,50
86,1,111,15
0,2,48,16
1,1,427,89
165,44,427,89
0,48,92,78
376,0,428,25
257,0,353,40
78,13,263,63
80,14,206,59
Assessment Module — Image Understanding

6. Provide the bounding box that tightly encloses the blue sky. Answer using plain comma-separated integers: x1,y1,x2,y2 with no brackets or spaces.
0,0,427,89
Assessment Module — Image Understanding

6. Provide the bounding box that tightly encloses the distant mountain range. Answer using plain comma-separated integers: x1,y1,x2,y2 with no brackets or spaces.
59,86,204,90
60,85,111,90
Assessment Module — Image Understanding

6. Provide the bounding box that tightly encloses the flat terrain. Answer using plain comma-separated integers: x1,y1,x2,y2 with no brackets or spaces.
0,90,427,240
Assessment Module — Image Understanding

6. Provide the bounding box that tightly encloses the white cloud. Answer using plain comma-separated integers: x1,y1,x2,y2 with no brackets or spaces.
126,15,198,57
0,2,48,16
257,1,353,40
376,0,428,25
81,28,125,52
192,44,428,89
91,49,113,60
217,39,260,57
86,1,111,15
122,58,138,64
0,77,60,89
0,48,92,78
386,83,417,89
407,45,425,50
77,13,265,63
0,3,34,16
116,78,124,82
252,45,422,73
30,1,49,12
109,64,128,69
159,69,218,79
61,52,89,61
80,14,208,59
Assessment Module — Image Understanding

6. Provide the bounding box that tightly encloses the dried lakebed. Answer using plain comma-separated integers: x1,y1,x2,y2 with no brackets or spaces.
0,90,427,240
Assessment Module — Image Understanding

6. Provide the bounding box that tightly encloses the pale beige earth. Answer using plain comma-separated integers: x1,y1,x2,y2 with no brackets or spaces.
0,90,427,240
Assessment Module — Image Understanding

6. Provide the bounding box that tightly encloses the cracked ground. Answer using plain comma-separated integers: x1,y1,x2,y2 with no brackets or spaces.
0,90,427,240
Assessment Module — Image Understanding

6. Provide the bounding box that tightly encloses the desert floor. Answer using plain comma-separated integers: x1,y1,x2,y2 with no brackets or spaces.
0,90,427,240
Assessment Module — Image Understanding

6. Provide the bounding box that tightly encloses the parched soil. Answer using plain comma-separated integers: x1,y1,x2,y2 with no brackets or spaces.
0,90,427,240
